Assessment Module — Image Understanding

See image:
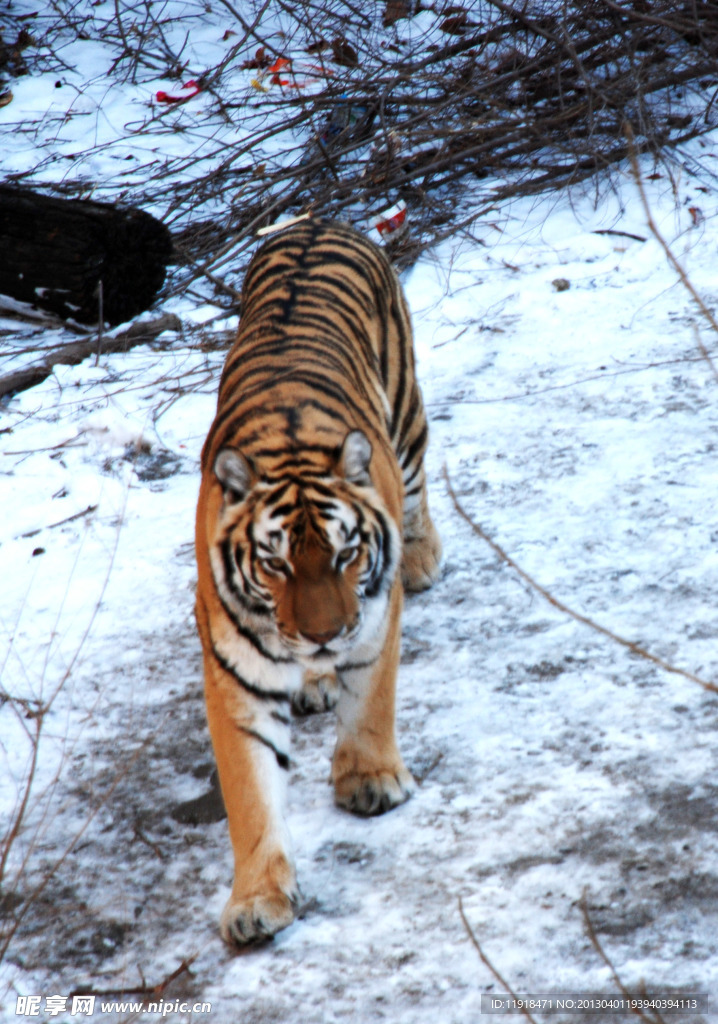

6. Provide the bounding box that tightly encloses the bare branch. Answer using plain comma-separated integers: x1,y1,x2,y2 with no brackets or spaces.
626,121,718,386
443,466,718,695
459,897,541,1024
581,892,668,1024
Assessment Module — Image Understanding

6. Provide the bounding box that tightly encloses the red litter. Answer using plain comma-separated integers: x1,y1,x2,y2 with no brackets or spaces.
262,57,332,89
155,80,202,104
374,201,407,238
268,57,292,86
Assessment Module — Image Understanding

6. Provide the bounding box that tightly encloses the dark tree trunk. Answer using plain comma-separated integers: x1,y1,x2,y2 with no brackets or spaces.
0,187,173,326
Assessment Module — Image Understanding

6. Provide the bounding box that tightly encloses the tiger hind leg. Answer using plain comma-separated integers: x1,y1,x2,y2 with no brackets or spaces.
291,670,339,716
401,476,442,593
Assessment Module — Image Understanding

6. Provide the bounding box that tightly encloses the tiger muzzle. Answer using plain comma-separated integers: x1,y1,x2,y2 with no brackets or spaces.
299,625,343,646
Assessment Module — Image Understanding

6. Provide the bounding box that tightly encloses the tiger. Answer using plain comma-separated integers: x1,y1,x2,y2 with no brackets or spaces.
194,218,441,946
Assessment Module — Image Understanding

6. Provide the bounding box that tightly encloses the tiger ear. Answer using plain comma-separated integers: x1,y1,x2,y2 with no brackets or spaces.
338,430,372,485
214,448,253,502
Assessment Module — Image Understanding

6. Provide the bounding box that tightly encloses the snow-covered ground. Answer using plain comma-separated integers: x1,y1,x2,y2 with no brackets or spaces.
2,3,718,1022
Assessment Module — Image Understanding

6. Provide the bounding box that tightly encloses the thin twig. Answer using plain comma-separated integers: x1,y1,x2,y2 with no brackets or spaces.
0,481,134,962
69,954,197,999
20,505,98,539
626,121,718,386
593,228,647,242
443,466,718,695
581,892,667,1024
95,279,104,368
458,897,541,1024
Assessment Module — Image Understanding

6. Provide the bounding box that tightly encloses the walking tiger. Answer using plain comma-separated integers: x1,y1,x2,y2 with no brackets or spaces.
195,218,441,945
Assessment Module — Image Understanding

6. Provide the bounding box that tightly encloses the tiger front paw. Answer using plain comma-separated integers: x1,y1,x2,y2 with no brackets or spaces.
333,764,416,816
292,670,339,716
220,887,299,947
401,521,442,593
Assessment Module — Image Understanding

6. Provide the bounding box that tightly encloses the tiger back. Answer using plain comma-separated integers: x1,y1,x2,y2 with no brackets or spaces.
195,219,441,946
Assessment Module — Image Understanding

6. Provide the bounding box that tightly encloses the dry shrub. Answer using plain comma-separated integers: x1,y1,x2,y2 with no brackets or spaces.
4,1,718,289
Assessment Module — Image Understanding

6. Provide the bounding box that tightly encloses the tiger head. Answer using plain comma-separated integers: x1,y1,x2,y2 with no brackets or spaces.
210,430,399,665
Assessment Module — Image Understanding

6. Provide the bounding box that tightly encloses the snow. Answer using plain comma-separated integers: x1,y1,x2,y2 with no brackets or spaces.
2,2,718,1021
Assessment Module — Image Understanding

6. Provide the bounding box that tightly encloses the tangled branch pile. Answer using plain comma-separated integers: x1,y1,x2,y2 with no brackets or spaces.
175,0,718,283
5,0,718,294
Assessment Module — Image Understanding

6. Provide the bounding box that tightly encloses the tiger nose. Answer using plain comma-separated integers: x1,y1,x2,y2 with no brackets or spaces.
301,626,341,646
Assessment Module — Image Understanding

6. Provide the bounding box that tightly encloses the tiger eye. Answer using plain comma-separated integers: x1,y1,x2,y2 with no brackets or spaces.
336,547,357,568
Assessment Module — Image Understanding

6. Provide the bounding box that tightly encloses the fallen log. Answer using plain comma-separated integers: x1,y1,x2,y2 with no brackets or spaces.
0,187,173,326
0,313,182,400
